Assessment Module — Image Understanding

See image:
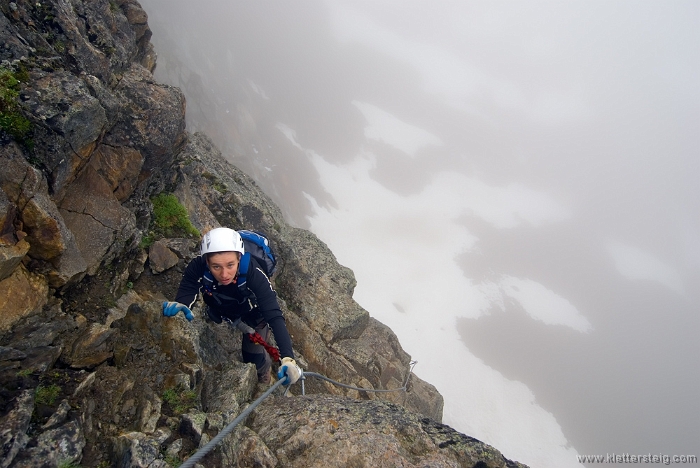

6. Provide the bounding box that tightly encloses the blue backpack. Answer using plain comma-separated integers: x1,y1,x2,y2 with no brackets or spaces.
236,229,277,290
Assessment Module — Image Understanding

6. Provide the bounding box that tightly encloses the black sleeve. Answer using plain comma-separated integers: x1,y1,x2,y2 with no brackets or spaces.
248,266,294,359
175,256,205,309
268,315,294,360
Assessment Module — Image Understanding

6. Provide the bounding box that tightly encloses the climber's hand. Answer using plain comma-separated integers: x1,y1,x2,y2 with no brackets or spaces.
277,357,302,385
162,302,194,321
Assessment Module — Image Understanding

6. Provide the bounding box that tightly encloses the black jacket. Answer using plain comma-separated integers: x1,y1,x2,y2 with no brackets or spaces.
175,255,294,358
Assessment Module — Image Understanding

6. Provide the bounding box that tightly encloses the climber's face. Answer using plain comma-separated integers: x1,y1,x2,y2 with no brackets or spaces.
206,251,240,285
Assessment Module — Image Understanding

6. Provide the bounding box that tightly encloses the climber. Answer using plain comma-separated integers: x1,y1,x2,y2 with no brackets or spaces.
162,227,301,387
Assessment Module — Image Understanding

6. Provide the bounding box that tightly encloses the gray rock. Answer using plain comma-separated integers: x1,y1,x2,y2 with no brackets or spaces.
0,346,26,361
89,144,145,202
179,411,207,445
0,13,31,60
148,239,179,274
250,395,529,468
180,362,202,389
136,389,162,434
19,346,62,375
0,145,87,288
0,390,33,468
41,399,71,430
13,421,86,467
234,427,278,468
173,172,221,235
0,143,45,203
63,322,116,369
59,165,137,276
333,318,444,421
112,431,169,468
128,248,149,281
107,64,187,173
8,312,75,350
20,70,107,198
201,362,257,416
153,427,172,445
163,238,198,259
0,239,29,282
204,413,224,433
72,371,97,397
0,265,49,333
165,438,182,460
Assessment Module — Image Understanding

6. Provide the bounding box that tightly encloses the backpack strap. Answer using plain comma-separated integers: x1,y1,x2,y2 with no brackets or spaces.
236,252,258,305
236,252,251,291
201,269,237,305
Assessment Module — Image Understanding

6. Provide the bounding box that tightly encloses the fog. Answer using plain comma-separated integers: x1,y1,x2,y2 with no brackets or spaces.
138,1,699,466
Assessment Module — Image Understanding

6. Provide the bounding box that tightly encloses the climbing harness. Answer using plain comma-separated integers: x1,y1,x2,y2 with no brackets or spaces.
178,361,418,468
224,317,281,363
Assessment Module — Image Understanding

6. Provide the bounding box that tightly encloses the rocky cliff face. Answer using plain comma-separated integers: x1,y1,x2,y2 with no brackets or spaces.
0,1,527,467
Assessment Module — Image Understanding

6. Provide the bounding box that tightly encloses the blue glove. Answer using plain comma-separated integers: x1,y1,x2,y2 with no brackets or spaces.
277,357,302,385
162,302,194,321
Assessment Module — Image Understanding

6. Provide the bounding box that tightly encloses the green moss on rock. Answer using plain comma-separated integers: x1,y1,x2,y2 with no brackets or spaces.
0,67,32,146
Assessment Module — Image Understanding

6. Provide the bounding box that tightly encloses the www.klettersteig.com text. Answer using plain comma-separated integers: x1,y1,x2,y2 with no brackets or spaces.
577,453,697,465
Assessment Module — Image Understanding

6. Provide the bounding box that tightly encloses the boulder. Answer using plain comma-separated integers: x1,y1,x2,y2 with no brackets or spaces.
277,227,369,343
21,191,75,261
250,395,528,468
0,239,29,282
0,264,48,333
20,70,107,198
0,144,87,286
111,432,169,468
18,346,62,375
149,240,179,274
11,421,86,468
106,64,187,173
42,400,72,430
63,322,117,369
0,144,44,203
46,236,88,289
59,165,137,275
0,12,31,61
136,386,162,434
89,144,145,202
200,362,257,415
234,427,278,468
179,411,207,445
0,390,34,468
333,318,444,421
162,238,198,259
173,173,221,234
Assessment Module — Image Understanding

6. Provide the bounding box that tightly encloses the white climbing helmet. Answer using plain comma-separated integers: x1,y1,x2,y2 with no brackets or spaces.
200,227,245,256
